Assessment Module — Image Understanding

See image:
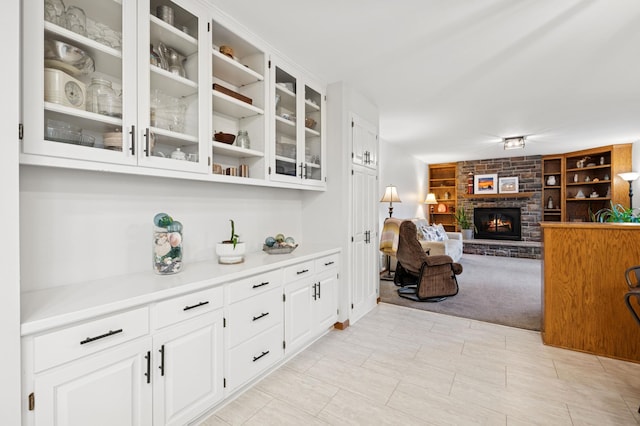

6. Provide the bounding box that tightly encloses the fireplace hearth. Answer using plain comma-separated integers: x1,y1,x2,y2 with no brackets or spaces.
473,207,522,241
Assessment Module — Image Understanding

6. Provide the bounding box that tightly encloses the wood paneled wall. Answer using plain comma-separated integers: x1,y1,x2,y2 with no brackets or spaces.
541,222,640,363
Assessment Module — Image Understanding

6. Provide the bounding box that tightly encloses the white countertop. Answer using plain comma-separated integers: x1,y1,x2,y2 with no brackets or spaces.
21,245,341,336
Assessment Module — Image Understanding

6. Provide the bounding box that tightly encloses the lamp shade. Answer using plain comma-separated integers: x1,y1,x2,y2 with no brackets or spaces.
380,185,402,203
424,193,438,204
618,172,640,182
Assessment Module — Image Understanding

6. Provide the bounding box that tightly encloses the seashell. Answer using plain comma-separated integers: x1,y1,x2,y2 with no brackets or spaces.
155,241,171,257
168,232,182,247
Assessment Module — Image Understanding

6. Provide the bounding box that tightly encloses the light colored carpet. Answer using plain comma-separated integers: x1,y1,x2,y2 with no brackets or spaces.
379,253,542,330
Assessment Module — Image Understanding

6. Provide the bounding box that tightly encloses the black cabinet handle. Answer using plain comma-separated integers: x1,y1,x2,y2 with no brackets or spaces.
312,283,317,301
184,301,209,311
144,128,150,156
252,350,270,362
159,345,165,376
318,282,321,299
252,312,269,321
129,125,135,155
80,328,123,345
296,269,309,275
252,281,269,289
144,351,151,384
324,261,334,266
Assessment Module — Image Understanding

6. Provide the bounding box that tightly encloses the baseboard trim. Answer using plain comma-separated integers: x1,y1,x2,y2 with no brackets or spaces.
334,319,350,330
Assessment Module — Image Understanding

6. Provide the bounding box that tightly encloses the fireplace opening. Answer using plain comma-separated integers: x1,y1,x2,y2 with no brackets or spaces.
473,207,522,241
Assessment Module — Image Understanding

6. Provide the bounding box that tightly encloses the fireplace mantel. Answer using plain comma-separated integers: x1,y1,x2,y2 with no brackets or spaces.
461,192,534,199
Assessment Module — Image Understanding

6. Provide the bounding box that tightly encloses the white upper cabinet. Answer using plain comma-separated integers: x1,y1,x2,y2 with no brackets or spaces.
22,0,327,189
137,0,210,173
270,56,326,188
23,0,137,165
210,16,268,181
352,116,378,169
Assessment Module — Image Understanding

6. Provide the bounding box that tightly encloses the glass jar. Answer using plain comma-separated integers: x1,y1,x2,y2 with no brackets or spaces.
236,130,250,149
87,78,117,115
153,224,182,274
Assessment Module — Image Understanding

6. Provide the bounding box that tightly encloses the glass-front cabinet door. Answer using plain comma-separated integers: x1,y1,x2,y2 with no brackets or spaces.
23,0,137,164
137,0,209,173
271,62,300,182
302,83,325,186
270,57,325,187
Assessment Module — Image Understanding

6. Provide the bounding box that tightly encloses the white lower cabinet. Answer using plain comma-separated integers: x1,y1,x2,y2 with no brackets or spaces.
34,337,152,426
152,310,224,426
23,249,340,425
284,254,339,355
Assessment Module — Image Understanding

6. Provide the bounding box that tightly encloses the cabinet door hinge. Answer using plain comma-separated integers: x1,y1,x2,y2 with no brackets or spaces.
28,392,35,411
223,317,226,327
223,378,226,388
19,123,23,140
207,22,210,32
351,120,354,128
283,340,286,350
282,293,286,302
337,273,339,279
208,156,211,166
324,95,327,101
351,236,354,242
337,308,339,315
351,169,354,175
325,176,327,182
351,303,354,309
268,166,272,175
268,60,271,69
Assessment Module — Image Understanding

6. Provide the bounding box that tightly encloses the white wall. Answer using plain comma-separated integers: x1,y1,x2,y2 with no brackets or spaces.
378,140,428,225
20,166,304,292
1,0,21,422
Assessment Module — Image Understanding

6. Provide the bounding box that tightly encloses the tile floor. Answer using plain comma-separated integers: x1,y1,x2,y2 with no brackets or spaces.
200,303,640,425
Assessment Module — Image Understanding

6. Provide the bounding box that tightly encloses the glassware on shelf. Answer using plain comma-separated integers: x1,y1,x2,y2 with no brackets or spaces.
150,44,161,67
44,0,66,26
86,78,118,116
150,89,186,133
236,130,250,149
64,6,87,36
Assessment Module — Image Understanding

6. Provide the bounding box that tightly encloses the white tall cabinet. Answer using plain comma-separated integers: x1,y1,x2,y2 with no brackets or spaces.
350,116,379,323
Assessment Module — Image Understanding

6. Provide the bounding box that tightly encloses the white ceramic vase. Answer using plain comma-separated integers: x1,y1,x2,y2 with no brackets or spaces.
461,229,474,240
216,242,246,264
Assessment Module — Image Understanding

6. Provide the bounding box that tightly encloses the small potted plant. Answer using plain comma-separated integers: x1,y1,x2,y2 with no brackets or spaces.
594,202,640,223
216,219,246,264
452,208,475,240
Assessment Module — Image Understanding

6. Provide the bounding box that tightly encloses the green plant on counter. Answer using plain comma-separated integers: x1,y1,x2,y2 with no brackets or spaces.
222,219,240,248
452,208,475,230
594,202,640,223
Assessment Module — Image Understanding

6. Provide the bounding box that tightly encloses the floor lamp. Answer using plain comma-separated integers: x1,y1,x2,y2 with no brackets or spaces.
380,185,401,280
618,172,640,209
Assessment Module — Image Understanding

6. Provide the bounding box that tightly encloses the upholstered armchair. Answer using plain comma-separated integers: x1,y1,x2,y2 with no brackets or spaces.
394,220,462,302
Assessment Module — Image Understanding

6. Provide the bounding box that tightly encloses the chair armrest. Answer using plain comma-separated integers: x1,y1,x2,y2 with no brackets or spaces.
446,232,463,241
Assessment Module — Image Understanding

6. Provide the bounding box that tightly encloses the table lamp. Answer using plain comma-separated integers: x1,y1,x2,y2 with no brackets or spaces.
424,193,438,214
380,185,402,218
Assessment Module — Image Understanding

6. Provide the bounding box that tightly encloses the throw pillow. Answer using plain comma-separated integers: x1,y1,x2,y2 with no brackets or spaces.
420,225,444,242
434,223,449,240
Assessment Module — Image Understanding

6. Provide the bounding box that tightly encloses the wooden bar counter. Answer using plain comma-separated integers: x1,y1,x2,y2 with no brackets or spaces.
541,222,640,363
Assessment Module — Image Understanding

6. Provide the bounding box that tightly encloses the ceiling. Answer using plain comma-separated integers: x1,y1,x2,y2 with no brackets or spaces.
210,0,640,164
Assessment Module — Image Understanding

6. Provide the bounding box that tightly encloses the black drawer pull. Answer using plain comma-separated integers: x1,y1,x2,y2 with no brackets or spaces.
80,328,123,345
184,301,209,311
252,281,269,289
324,261,334,266
144,351,151,384
296,269,309,275
252,350,270,362
252,312,269,321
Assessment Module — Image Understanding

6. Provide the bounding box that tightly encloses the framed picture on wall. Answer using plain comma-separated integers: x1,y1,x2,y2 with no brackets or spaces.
474,174,498,194
499,176,519,194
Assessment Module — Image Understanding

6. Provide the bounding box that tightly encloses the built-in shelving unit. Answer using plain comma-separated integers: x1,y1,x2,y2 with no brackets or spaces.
543,144,632,222
428,163,457,231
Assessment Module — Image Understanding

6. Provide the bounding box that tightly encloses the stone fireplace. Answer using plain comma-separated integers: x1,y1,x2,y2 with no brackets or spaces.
473,207,522,241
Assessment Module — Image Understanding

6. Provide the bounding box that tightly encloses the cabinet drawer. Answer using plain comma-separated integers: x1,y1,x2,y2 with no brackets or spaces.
283,260,315,283
227,287,283,348
227,269,283,304
33,307,149,373
152,286,223,330
315,253,339,275
226,325,283,391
